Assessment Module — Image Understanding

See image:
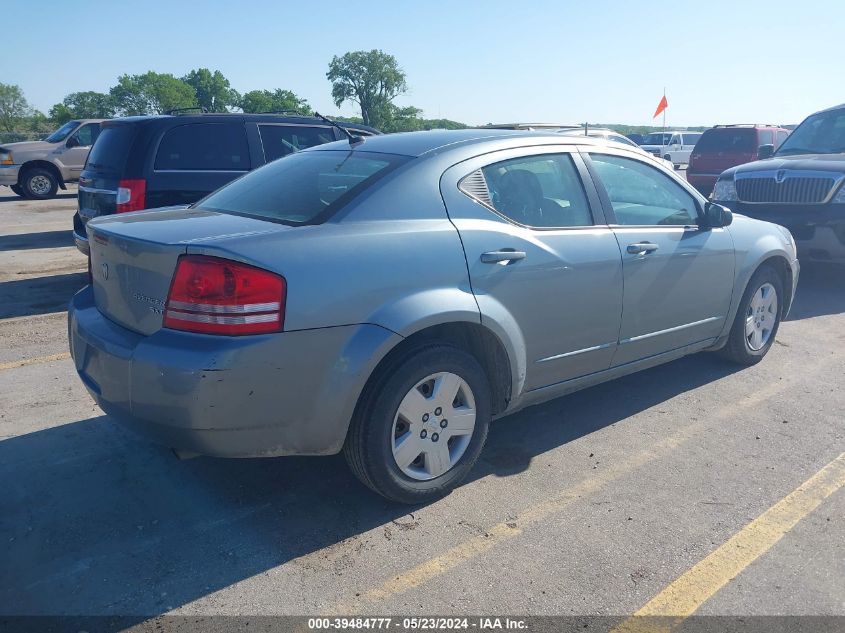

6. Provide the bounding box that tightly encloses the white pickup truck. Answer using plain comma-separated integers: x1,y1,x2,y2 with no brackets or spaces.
639,131,703,168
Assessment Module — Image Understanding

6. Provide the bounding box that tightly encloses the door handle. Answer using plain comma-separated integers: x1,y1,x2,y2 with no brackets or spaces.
481,250,526,264
627,242,659,255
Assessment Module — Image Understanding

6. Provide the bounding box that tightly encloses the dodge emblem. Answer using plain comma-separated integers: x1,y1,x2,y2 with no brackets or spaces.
775,170,787,184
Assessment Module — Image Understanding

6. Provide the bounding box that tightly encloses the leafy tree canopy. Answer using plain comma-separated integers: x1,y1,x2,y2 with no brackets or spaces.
49,91,115,124
110,72,197,115
240,89,310,114
182,68,239,113
0,82,33,133
327,50,407,128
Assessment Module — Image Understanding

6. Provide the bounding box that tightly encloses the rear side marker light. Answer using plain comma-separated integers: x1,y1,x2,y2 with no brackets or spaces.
116,179,146,213
163,255,286,335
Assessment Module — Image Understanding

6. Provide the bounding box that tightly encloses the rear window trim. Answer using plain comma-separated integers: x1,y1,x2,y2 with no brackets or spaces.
193,150,413,228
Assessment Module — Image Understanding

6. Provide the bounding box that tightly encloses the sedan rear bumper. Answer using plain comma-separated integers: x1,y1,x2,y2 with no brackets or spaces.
68,286,401,457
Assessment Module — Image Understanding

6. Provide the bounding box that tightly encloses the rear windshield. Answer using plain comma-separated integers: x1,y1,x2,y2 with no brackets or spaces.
85,125,136,172
197,150,409,225
693,129,756,153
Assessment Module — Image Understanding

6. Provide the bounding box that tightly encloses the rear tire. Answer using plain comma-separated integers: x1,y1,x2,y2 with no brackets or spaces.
344,345,492,504
21,167,58,200
719,265,783,365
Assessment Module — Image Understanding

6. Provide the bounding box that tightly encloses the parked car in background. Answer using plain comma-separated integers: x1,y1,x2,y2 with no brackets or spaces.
640,131,704,167
712,103,845,264
0,119,105,199
558,127,675,170
69,130,797,503
687,125,790,196
626,133,645,145
73,113,378,253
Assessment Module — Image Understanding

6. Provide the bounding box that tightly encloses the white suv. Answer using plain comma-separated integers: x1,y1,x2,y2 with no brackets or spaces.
640,131,704,168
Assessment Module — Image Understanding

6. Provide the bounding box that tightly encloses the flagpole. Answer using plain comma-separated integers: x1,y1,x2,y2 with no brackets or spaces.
661,87,666,155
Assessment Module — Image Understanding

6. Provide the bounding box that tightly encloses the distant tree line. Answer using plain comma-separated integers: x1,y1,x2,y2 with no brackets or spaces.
0,50,704,140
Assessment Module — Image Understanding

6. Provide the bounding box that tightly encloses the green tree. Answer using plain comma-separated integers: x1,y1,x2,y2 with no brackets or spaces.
182,68,239,112
0,82,32,132
110,72,197,115
326,50,407,128
49,91,115,123
240,89,310,114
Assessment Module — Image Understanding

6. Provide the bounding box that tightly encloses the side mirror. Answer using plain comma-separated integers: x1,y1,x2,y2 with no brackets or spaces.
757,144,775,159
66,136,80,148
703,202,733,229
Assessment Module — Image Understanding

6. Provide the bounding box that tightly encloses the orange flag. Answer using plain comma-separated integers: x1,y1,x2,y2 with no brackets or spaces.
653,94,668,118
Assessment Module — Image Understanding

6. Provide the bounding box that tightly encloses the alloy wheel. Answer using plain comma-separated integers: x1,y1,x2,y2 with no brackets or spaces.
745,282,778,351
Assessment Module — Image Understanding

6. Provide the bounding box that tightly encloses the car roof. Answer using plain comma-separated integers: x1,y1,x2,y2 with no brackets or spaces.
101,113,379,134
477,123,581,130
815,102,845,114
305,128,612,158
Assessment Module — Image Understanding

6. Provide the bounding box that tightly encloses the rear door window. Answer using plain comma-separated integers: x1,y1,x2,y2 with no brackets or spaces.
758,130,774,146
155,123,249,171
477,153,594,228
259,124,336,161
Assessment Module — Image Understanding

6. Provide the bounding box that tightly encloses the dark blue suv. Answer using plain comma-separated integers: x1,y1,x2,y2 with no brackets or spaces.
74,113,378,253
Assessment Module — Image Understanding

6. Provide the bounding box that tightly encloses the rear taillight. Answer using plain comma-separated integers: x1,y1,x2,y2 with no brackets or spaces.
163,255,286,335
116,179,146,213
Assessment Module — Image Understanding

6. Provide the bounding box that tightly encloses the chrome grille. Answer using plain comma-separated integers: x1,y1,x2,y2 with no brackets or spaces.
736,175,837,204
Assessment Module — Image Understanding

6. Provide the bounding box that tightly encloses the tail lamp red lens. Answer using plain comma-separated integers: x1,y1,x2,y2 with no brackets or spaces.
163,255,286,335
116,179,146,213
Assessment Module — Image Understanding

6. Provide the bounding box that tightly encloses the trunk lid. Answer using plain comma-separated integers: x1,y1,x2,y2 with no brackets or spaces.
87,207,290,335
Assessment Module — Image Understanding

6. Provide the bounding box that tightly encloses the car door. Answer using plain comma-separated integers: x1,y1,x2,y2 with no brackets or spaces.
60,122,100,178
441,146,624,392
584,149,735,366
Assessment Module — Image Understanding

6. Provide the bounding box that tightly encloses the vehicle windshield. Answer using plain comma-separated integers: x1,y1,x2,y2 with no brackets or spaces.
197,150,409,225
777,108,845,156
44,121,80,143
642,133,672,145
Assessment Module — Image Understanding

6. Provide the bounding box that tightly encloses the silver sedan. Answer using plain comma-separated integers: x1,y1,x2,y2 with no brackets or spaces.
68,130,799,503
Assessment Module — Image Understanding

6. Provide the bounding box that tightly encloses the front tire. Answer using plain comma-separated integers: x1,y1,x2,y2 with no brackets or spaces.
719,265,783,365
21,167,59,200
9,184,25,197
344,345,492,504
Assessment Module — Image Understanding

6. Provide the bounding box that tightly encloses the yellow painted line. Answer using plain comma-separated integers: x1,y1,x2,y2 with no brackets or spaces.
0,352,71,371
613,452,845,633
330,357,830,615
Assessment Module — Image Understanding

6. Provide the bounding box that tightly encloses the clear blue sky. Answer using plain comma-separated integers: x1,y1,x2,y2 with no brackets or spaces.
2,0,840,127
